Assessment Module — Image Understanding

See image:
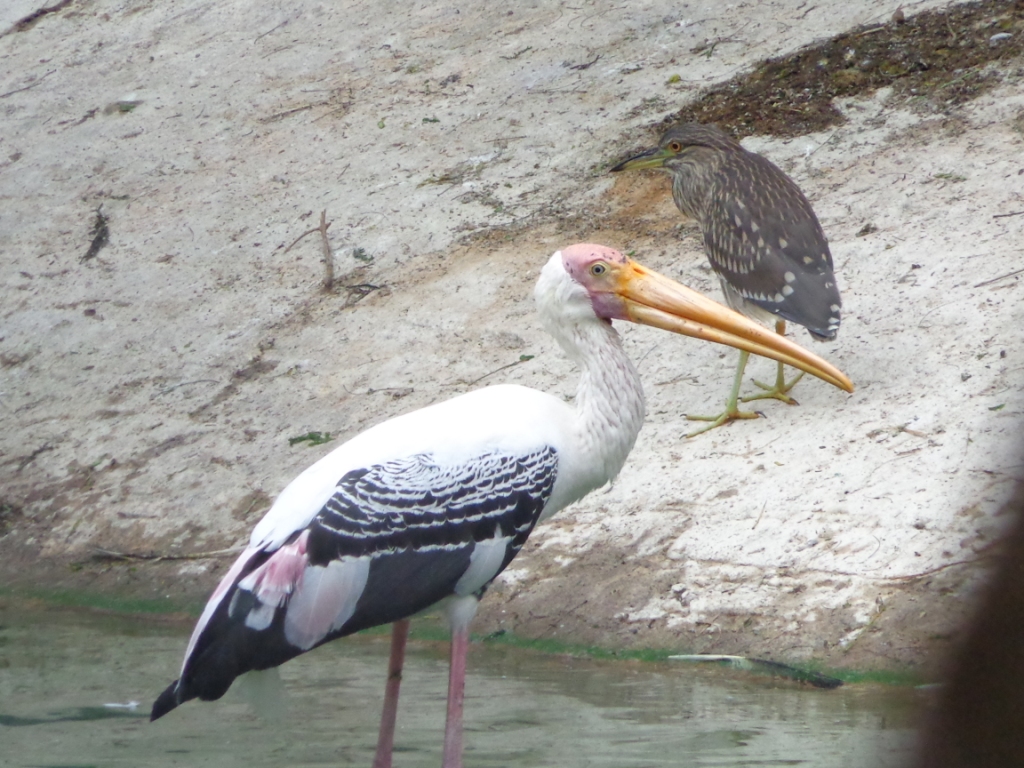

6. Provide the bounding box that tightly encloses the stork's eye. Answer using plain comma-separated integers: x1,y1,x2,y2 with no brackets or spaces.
590,262,607,276
668,141,682,152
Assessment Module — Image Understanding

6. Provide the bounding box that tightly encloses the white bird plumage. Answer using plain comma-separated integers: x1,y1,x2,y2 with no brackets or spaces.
151,244,851,768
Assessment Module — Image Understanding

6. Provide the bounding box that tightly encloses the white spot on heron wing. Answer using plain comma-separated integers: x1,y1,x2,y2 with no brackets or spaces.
455,536,513,596
779,237,789,249
784,271,796,283
750,221,759,232
830,304,840,312
803,256,814,264
284,558,370,650
782,285,794,296
734,214,743,228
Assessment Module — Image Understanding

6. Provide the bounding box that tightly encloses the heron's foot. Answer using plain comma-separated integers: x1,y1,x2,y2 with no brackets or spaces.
742,370,805,405
685,406,761,438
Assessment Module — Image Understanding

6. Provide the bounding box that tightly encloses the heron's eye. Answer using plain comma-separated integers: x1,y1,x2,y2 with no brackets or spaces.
668,141,682,152
590,263,607,276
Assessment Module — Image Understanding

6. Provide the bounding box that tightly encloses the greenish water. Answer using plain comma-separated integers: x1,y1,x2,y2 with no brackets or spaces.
0,603,920,767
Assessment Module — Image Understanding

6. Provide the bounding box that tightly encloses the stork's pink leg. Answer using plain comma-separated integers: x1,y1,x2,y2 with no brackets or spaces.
372,619,410,768
441,625,469,768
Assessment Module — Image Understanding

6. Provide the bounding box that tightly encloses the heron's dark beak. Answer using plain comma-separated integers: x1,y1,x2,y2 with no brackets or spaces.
609,147,673,173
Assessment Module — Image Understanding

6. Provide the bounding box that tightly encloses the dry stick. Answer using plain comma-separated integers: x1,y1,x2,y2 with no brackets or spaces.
0,69,55,98
568,54,601,70
683,553,987,582
886,557,983,582
992,210,1024,219
92,546,244,563
17,443,54,471
852,24,887,37
3,0,73,36
318,210,334,291
974,268,1024,289
463,357,533,388
751,501,767,530
259,104,316,123
804,127,841,158
284,225,322,252
254,19,289,42
153,379,219,397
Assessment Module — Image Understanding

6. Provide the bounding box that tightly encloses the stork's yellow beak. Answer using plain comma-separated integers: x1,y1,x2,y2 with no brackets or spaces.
614,259,853,393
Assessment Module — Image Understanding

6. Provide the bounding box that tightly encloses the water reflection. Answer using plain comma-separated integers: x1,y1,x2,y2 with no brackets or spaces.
0,603,918,767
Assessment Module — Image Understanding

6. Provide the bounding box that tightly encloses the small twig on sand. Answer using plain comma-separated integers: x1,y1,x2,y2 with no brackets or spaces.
974,268,1024,289
318,210,333,291
284,210,335,291
259,104,316,123
284,225,323,253
3,0,74,36
752,501,767,530
82,207,109,262
152,379,219,398
254,19,289,42
992,210,1024,219
0,69,55,98
885,557,987,581
92,546,244,563
17,443,54,472
568,54,601,70
345,283,381,305
500,46,532,61
462,355,535,388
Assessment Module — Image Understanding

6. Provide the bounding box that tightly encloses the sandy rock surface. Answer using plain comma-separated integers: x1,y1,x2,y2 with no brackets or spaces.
2,0,1022,671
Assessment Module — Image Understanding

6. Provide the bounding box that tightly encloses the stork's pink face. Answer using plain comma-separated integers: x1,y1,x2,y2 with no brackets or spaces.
560,243,632,321
557,243,854,394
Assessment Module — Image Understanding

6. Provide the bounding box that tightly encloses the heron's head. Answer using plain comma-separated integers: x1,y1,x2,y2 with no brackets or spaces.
609,123,741,174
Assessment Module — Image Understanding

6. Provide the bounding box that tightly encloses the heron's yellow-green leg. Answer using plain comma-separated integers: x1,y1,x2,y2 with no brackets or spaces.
686,350,762,437
741,321,804,405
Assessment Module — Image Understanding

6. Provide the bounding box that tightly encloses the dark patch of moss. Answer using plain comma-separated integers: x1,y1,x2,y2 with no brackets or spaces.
379,618,924,686
0,589,924,686
0,585,191,617
0,500,21,536
663,0,1024,139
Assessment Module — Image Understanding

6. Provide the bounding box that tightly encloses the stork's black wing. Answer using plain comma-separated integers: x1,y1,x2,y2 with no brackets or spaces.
152,447,558,719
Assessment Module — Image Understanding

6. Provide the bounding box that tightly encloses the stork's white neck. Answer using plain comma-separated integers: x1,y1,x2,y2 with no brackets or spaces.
555,318,647,508
533,252,648,517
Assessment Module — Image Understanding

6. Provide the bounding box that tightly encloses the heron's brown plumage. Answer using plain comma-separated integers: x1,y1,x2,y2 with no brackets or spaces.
614,123,841,340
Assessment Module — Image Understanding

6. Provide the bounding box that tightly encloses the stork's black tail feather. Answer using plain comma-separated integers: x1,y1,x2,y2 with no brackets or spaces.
151,680,186,721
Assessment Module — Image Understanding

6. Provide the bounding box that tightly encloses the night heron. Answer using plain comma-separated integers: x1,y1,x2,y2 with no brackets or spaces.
610,123,844,436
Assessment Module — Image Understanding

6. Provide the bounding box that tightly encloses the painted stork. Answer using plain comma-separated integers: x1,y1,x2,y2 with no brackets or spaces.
151,244,852,767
